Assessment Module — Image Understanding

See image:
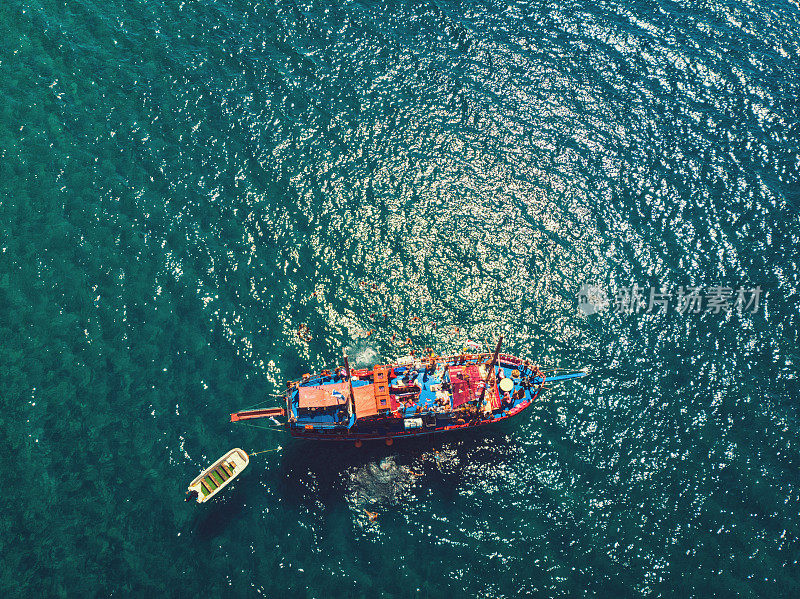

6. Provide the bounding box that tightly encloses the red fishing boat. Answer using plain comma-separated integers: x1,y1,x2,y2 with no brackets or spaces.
230,338,587,445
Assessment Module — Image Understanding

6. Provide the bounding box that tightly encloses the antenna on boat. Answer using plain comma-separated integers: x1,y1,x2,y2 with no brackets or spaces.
343,348,356,420
478,336,503,407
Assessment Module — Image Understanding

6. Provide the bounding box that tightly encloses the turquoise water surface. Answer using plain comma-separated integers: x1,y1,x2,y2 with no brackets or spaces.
1,0,799,596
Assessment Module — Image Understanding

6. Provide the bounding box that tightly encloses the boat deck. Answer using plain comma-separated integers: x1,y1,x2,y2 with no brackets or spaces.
289,354,544,434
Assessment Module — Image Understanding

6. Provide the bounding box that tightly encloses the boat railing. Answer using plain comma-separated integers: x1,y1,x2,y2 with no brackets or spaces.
300,421,345,430
290,354,530,388
435,353,527,367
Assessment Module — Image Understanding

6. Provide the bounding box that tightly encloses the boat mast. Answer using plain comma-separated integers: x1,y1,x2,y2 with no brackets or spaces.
478,336,503,407
342,349,356,420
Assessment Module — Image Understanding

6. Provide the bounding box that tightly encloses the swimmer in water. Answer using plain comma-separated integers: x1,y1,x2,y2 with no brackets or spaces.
365,509,378,522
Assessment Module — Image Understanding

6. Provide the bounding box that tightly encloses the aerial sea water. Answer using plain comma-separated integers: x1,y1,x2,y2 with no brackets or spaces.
1,0,799,596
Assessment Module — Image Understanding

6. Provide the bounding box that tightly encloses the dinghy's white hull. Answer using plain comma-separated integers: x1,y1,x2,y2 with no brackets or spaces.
188,448,249,503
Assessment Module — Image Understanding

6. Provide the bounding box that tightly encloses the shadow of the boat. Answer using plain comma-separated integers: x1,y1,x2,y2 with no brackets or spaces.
274,423,522,509
190,489,247,540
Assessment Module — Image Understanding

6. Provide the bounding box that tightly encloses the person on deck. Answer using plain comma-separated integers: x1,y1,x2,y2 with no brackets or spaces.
480,393,493,416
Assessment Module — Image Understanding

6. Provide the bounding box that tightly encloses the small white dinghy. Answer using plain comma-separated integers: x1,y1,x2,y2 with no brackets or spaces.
186,448,249,503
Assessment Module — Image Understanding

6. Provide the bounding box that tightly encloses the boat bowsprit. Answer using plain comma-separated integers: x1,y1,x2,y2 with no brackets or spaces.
230,336,588,445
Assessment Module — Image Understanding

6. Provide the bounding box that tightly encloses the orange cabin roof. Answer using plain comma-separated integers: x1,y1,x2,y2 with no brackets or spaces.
298,382,350,408
353,384,378,418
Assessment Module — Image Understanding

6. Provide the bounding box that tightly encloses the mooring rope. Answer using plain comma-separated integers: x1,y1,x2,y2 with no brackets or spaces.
238,394,285,412
249,447,282,456
239,421,285,433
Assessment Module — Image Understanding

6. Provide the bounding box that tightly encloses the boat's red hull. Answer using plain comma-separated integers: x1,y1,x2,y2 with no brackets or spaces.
287,398,535,442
